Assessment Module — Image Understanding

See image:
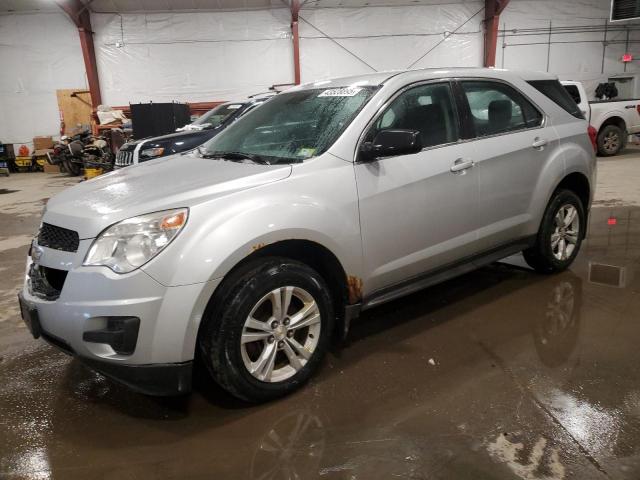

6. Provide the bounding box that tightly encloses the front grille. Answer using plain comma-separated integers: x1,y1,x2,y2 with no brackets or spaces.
38,223,79,252
115,150,134,167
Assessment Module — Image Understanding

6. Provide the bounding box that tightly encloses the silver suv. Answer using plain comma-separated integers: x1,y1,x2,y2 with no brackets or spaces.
18,68,595,401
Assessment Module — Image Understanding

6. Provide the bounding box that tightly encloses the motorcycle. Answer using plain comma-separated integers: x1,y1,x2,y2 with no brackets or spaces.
46,130,92,176
82,136,114,173
46,131,114,176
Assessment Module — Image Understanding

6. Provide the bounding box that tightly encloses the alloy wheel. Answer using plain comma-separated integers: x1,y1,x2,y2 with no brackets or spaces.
602,131,619,154
550,204,580,261
241,286,321,383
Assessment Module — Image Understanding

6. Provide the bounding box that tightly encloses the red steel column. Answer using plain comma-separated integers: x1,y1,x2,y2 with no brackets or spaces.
56,0,102,108
291,0,301,85
484,0,509,67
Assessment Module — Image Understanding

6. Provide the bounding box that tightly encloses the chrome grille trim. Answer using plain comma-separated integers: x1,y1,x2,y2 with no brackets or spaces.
115,150,134,166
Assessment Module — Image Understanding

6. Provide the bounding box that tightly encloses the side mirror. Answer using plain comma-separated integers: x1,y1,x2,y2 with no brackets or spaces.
359,129,422,161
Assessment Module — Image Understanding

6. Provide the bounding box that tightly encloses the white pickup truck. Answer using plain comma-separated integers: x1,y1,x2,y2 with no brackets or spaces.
562,80,640,156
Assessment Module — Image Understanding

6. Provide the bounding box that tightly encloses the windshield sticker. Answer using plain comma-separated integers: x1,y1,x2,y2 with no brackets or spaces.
318,87,363,97
296,148,317,158
226,104,242,110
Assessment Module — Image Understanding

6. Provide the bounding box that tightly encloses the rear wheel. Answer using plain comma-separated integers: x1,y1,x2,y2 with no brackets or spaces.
523,189,585,273
199,257,334,402
597,124,625,156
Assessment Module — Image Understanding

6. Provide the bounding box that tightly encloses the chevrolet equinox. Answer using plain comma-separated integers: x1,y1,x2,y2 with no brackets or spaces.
19,68,596,402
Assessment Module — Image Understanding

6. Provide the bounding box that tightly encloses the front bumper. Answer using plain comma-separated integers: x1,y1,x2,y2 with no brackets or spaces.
18,293,192,396
79,357,193,396
20,247,220,395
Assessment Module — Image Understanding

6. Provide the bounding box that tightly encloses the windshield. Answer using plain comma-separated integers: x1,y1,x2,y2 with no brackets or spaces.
200,86,377,163
192,103,244,128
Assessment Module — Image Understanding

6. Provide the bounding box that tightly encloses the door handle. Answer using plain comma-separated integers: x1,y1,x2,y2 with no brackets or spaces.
450,158,474,173
625,105,636,109
532,137,548,149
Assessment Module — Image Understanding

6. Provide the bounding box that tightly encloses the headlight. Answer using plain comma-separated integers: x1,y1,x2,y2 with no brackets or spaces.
83,208,188,273
139,147,165,159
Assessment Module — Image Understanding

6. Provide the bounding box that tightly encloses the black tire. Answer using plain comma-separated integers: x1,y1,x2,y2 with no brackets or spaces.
199,257,335,402
597,124,625,157
523,189,585,274
63,158,81,176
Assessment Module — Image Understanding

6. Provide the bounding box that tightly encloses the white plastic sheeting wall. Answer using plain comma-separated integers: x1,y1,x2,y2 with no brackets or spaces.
498,0,640,98
92,9,294,106
2,0,639,148
91,2,485,105
0,12,86,147
298,2,484,82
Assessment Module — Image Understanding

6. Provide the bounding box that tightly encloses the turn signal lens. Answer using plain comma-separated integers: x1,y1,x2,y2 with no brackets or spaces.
161,211,187,230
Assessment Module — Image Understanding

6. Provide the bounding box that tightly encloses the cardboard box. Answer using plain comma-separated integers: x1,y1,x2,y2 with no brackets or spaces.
33,149,54,157
43,163,60,174
33,136,54,150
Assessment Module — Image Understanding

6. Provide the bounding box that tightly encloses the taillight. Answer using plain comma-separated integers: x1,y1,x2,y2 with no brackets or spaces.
588,125,597,153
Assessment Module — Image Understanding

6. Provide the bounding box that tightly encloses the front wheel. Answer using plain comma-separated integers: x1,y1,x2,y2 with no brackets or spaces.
523,189,585,274
63,158,81,176
199,257,335,402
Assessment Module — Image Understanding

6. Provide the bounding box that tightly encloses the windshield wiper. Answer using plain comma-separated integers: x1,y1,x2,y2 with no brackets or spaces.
201,150,271,164
196,146,208,157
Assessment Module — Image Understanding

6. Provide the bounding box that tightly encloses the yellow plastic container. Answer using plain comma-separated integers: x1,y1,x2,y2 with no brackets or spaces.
14,156,32,168
34,156,46,169
84,167,103,180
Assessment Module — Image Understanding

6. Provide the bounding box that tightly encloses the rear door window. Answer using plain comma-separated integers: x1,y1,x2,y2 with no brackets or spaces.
460,81,543,137
528,80,584,119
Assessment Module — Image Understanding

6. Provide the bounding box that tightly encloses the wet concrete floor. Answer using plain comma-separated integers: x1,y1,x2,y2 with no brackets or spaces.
0,167,639,479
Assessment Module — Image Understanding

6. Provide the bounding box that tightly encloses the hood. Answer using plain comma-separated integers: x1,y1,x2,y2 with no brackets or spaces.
125,128,215,147
176,123,206,132
145,128,217,143
44,154,292,239
141,129,219,154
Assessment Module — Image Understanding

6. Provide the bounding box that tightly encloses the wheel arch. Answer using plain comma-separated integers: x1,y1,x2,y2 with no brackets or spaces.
239,239,353,307
599,115,627,133
555,172,591,211
553,171,591,237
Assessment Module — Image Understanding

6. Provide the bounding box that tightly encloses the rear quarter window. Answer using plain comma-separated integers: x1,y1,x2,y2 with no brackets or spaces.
528,80,584,119
563,84,581,104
